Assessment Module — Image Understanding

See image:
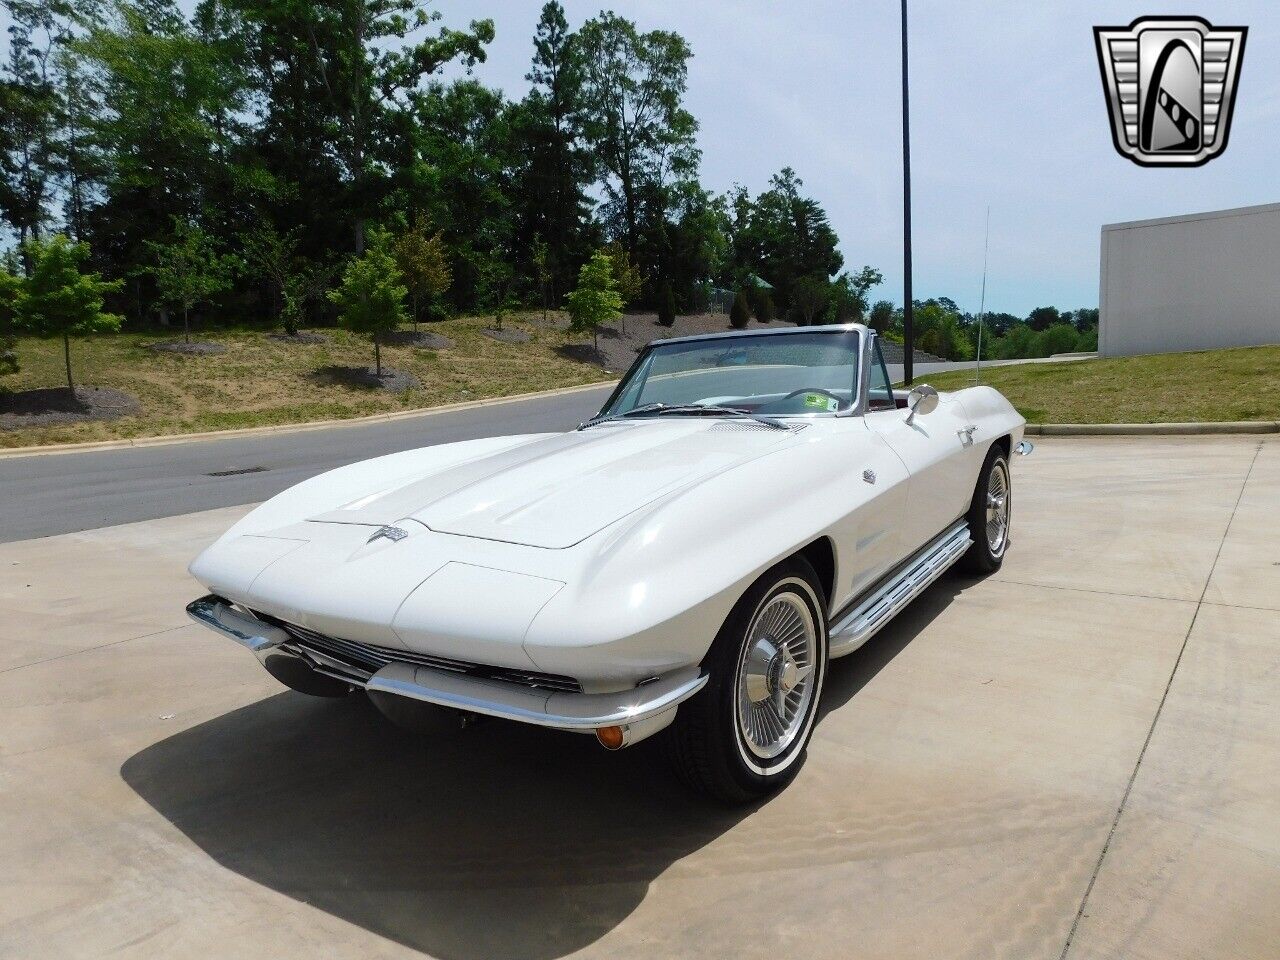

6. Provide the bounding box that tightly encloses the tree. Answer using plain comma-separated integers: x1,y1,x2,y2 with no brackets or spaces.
791,276,829,326
240,223,300,331
725,169,843,313
1026,305,1060,332
577,12,698,260
516,2,592,301
729,290,750,329
0,261,23,375
747,285,775,322
530,234,552,321
657,278,675,327
328,227,406,376
281,257,335,334
394,214,451,328
825,266,882,323
77,2,249,309
868,299,894,334
565,249,621,353
18,234,121,390
1072,307,1099,333
147,218,239,342
603,241,641,332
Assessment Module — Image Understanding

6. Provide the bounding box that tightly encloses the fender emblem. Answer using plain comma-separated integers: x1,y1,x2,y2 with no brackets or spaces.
862,469,876,485
367,525,409,544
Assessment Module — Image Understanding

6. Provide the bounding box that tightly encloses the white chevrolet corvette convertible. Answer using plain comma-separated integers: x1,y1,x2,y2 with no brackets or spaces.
188,324,1029,802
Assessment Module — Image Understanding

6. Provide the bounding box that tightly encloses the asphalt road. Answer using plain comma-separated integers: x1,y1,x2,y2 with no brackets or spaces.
0,384,613,543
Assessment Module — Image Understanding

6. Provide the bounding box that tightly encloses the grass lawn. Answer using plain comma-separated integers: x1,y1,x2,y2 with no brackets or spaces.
925,344,1280,424
0,312,614,448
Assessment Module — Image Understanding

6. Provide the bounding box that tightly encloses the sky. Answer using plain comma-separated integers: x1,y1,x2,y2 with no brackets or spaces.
429,1,1280,317
6,2,1277,316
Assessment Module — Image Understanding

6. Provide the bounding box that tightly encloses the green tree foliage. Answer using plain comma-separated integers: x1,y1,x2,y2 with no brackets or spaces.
565,249,621,352
790,275,829,326
0,2,876,347
729,289,750,329
240,223,299,331
726,169,843,314
0,260,23,375
868,299,894,334
577,11,698,262
17,233,122,389
825,266,882,323
657,278,675,327
1026,305,1060,332
394,214,452,328
747,284,775,322
515,2,592,302
327,227,406,376
913,299,972,361
146,218,239,342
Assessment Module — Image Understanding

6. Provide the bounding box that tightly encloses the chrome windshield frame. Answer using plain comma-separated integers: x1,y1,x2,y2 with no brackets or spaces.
594,324,868,422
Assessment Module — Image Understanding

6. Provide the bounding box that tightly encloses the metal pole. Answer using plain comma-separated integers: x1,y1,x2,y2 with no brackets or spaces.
900,0,914,386
973,205,990,383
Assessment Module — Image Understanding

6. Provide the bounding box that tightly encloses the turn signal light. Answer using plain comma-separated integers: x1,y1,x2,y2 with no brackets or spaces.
595,725,626,750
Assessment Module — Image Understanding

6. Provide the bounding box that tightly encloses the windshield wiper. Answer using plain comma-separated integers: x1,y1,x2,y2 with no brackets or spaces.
579,402,788,431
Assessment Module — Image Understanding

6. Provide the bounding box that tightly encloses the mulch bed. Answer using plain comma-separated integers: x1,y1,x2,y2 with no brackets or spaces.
382,330,453,350
147,340,229,355
266,331,329,345
0,386,141,430
310,365,420,393
481,328,531,344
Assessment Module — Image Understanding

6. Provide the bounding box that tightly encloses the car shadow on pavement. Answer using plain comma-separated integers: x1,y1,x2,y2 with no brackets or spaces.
121,576,970,960
121,690,749,960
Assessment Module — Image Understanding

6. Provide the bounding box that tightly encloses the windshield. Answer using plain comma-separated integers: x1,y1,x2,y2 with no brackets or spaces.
600,329,861,418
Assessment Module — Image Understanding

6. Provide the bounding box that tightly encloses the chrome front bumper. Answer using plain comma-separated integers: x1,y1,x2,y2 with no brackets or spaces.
186,595,707,736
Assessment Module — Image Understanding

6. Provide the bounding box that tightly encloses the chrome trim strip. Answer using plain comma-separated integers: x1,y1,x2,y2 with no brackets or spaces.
828,520,972,658
186,595,708,731
187,595,288,655
367,663,707,730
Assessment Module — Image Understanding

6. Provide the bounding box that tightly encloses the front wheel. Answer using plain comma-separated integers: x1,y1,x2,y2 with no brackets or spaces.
960,445,1012,574
666,557,829,803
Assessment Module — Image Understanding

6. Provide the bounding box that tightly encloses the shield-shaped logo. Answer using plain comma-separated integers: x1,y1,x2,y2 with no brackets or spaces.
1094,16,1247,167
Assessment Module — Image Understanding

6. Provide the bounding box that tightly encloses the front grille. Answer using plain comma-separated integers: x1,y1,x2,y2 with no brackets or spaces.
250,610,582,693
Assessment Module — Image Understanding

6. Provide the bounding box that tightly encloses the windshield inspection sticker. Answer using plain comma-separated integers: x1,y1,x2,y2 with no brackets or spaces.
803,393,838,411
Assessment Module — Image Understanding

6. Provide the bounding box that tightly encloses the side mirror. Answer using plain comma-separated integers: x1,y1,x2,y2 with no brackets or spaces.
905,384,939,425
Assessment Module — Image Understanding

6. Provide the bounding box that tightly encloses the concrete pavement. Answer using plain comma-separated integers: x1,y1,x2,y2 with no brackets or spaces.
0,436,1276,959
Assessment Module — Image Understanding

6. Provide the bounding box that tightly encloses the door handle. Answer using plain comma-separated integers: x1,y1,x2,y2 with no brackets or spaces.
957,424,978,443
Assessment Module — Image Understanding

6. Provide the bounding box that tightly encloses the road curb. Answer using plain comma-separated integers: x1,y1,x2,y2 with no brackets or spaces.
0,379,617,459
1025,421,1279,436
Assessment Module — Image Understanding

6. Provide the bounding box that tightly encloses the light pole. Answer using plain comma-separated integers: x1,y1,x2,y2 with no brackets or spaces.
900,0,914,385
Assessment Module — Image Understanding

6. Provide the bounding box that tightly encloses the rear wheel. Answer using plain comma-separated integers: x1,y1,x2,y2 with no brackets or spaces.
667,557,828,803
960,445,1011,574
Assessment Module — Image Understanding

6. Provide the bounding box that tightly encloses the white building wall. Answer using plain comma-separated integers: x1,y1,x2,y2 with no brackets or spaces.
1099,202,1280,357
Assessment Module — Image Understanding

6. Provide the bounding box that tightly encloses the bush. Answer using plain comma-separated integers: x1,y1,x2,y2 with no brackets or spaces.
1076,325,1098,351
657,280,676,326
1032,323,1080,358
729,290,751,329
747,285,775,322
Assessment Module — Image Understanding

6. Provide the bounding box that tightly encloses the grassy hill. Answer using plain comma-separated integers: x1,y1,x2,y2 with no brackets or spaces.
926,345,1280,424
0,313,614,448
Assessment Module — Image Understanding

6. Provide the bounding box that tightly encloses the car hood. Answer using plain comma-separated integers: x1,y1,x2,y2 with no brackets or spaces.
308,420,800,548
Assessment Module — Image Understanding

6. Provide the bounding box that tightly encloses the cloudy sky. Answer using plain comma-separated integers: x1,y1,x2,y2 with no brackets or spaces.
435,1,1279,316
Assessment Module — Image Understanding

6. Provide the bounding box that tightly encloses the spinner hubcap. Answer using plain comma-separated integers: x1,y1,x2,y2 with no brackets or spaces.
736,592,818,760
